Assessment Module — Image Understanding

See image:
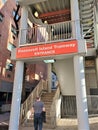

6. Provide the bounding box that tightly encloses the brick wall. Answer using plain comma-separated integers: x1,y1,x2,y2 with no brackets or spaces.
0,0,48,94
0,0,19,83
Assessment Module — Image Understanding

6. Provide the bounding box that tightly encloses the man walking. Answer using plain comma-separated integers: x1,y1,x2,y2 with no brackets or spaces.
32,96,45,130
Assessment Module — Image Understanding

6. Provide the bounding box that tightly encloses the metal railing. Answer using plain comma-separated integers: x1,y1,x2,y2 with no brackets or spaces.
87,95,98,115
20,79,48,123
19,20,80,46
61,95,98,117
20,82,98,124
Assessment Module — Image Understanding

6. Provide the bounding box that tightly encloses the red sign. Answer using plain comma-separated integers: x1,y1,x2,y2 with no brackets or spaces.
16,40,78,59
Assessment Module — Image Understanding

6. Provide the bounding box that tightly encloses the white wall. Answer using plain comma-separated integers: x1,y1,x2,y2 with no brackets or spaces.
54,58,75,95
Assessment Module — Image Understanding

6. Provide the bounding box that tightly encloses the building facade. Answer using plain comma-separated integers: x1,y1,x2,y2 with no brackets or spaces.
0,0,48,109
0,0,21,109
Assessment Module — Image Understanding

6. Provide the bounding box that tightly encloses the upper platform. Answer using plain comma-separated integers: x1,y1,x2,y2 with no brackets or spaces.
12,0,96,61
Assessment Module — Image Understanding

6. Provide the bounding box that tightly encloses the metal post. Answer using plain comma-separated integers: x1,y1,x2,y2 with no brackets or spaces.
73,55,89,130
9,6,28,130
8,61,24,130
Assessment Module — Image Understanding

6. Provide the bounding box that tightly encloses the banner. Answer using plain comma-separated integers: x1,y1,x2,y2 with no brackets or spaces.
16,40,78,59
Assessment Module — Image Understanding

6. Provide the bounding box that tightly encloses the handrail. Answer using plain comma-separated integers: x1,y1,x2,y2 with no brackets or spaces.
20,79,48,123
50,86,61,128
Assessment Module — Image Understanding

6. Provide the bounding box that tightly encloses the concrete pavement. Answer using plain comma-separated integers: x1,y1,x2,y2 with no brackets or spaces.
0,112,10,126
0,112,98,130
18,117,98,130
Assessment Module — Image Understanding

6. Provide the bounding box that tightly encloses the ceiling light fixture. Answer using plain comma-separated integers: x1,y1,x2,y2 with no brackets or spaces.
34,11,39,18
44,20,48,24
44,59,56,63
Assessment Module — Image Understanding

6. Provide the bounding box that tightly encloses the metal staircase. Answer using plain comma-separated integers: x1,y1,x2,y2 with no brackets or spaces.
79,0,95,48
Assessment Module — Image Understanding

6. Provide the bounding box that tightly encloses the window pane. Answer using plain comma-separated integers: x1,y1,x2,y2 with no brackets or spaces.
7,43,16,51
0,13,4,22
2,0,7,4
11,25,17,36
12,10,19,20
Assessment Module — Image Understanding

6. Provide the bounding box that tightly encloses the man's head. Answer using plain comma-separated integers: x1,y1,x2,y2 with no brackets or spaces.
36,96,40,101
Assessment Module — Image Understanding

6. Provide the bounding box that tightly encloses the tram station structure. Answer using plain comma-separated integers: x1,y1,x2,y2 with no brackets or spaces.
7,0,98,130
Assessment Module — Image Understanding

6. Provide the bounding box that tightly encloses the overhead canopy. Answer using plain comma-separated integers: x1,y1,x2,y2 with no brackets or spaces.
17,0,70,24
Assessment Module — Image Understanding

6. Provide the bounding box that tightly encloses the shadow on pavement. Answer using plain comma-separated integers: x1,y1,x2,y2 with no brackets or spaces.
0,125,8,130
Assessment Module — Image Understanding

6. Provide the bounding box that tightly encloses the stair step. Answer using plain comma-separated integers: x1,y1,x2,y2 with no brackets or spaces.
23,90,56,128
43,100,53,103
26,115,51,124
81,9,93,15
